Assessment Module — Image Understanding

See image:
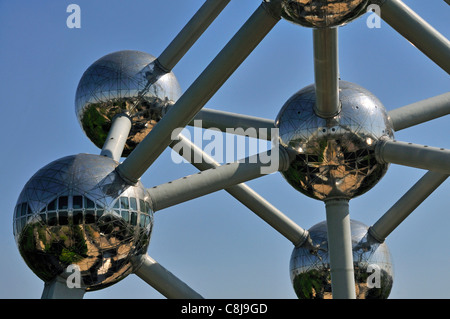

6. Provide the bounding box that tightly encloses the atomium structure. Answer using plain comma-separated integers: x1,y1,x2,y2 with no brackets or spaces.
13,0,450,299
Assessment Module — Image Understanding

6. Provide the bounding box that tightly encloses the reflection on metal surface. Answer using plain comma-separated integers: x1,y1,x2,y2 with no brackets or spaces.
290,220,394,299
75,50,182,157
275,81,394,201
280,0,369,28
13,154,153,291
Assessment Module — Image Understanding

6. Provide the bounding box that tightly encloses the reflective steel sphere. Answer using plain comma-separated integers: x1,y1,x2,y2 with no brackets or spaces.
13,153,153,291
290,220,394,299
275,81,394,201
280,0,369,28
75,50,182,157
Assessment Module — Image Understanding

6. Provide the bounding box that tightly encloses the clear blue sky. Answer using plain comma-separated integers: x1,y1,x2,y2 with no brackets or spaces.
0,0,449,299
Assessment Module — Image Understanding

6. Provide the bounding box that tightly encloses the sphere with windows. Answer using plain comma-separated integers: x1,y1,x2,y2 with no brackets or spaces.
13,153,153,291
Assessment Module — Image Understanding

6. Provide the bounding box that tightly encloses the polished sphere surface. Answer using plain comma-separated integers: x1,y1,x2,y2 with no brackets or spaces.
290,220,394,299
275,81,394,201
75,50,182,156
13,153,153,291
280,0,369,28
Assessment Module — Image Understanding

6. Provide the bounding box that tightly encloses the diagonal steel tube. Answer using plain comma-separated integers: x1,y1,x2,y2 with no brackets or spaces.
375,138,450,174
388,92,450,131
369,170,448,243
375,0,450,74
132,254,203,299
156,0,231,72
41,277,85,299
100,1,230,161
100,113,132,161
116,2,281,185
147,146,291,212
313,27,340,118
188,108,276,140
169,134,310,247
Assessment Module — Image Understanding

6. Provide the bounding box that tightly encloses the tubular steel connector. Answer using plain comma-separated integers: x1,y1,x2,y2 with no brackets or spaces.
170,134,309,247
132,254,204,299
368,170,448,243
115,3,281,185
100,112,133,162
148,147,293,212
278,145,294,172
262,0,283,20
367,226,385,243
325,199,356,299
388,92,450,131
374,0,450,74
188,108,276,141
156,0,232,72
313,27,341,119
375,138,450,174
153,58,171,74
116,166,139,186
295,230,315,249
374,136,390,164
100,112,132,162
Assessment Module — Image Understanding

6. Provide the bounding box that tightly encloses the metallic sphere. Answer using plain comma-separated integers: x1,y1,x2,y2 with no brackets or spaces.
290,220,394,299
75,50,182,157
280,0,369,28
13,153,153,291
275,81,394,201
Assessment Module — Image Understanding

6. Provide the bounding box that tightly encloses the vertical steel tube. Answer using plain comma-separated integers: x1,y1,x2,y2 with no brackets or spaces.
313,27,340,118
157,0,231,71
369,171,448,242
116,3,281,184
100,114,132,162
325,199,356,299
377,0,450,74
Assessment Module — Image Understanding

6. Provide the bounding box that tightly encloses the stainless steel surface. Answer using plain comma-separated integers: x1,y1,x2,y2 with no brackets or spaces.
280,0,369,28
313,27,340,118
290,219,394,299
13,153,153,291
116,3,281,185
75,50,182,157
275,81,394,201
